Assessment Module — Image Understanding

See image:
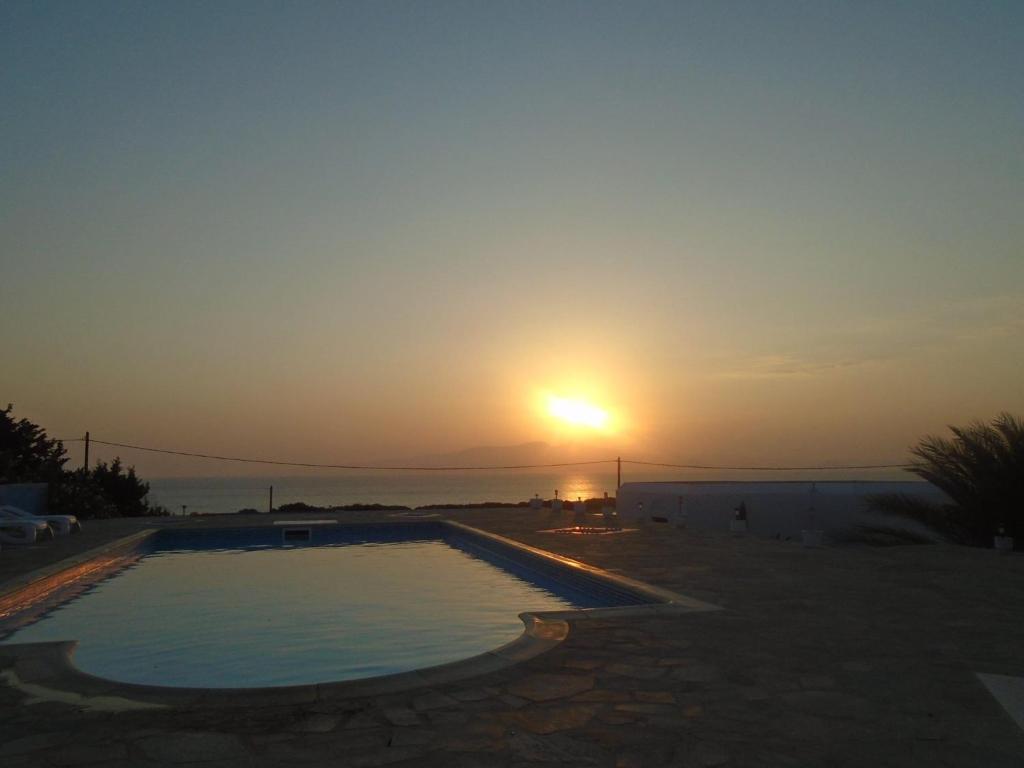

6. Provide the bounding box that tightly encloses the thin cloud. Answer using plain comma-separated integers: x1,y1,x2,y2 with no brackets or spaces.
711,294,1024,381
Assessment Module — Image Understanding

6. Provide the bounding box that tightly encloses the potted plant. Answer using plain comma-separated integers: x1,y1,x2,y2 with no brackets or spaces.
994,525,1014,552
730,501,748,534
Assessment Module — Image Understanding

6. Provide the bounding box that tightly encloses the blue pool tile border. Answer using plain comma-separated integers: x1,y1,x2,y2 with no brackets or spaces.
144,520,650,610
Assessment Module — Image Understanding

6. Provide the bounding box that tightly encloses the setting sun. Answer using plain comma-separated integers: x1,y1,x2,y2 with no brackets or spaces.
546,396,611,431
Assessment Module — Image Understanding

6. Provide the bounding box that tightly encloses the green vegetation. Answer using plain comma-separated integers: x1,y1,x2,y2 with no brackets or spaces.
241,497,617,514
0,404,67,482
0,404,167,518
416,496,614,511
868,412,1023,547
266,502,410,514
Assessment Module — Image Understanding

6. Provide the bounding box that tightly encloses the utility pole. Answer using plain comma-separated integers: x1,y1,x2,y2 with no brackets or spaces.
269,485,274,514
616,456,621,490
83,431,90,471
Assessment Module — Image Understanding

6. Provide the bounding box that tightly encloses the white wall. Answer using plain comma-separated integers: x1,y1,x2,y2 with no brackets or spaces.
0,482,49,514
616,481,948,539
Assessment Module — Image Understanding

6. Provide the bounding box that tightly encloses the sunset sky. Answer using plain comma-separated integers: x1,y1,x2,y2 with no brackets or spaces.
2,2,1022,476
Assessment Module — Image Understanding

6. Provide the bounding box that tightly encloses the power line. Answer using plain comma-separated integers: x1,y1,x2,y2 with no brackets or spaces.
71,436,914,472
84,438,616,471
622,459,913,471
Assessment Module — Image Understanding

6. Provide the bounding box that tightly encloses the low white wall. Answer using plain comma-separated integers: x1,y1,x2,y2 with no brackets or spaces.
616,481,948,539
0,482,49,514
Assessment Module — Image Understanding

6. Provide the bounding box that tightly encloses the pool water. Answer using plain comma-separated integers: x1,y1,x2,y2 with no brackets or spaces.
2,525,642,688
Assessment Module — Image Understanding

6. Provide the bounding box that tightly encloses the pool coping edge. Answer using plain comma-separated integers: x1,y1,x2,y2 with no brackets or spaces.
0,518,721,708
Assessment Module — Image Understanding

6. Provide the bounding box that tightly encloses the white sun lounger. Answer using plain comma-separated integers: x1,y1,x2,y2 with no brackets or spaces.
0,516,52,545
0,504,81,536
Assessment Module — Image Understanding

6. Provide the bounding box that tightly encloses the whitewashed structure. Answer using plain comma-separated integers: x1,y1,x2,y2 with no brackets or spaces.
616,481,948,540
0,483,48,515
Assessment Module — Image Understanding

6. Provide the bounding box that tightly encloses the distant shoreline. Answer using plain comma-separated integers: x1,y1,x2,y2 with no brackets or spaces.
191,497,616,517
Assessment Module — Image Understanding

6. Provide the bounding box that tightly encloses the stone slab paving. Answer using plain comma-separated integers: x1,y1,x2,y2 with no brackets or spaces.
2,508,1024,766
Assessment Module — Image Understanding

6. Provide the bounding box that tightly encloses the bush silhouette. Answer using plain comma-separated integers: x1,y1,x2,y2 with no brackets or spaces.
868,413,1023,547
1,404,165,518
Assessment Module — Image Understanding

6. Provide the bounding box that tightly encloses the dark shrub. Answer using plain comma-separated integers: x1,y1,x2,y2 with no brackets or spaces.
868,412,1024,547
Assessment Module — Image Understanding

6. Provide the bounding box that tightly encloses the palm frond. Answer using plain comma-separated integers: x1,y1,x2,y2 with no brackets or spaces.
900,413,1024,546
864,493,963,542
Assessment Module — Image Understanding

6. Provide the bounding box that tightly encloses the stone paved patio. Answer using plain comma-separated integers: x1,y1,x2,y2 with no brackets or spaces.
2,509,1023,766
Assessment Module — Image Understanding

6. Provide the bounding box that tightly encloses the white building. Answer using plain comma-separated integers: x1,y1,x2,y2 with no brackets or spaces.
616,480,948,539
0,482,48,514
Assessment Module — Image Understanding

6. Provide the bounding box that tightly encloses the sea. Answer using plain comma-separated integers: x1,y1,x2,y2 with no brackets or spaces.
147,471,632,516
146,467,905,516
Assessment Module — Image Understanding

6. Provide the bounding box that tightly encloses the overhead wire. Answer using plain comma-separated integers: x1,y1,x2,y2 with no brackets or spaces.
622,459,914,471
59,436,914,472
80,438,616,471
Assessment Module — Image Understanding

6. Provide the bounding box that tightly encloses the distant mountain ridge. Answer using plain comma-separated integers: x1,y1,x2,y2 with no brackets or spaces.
383,440,618,468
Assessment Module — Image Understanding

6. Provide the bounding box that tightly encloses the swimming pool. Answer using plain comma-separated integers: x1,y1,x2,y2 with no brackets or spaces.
1,522,650,689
